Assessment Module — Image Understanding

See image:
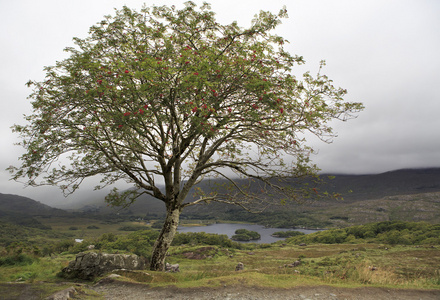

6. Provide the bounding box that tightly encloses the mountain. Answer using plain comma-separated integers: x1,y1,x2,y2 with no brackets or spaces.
2,168,439,227
0,193,70,229
318,168,440,202
0,193,68,216
65,168,440,218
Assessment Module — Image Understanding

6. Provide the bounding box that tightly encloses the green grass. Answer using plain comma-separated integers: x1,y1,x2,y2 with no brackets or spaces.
140,243,440,289
1,218,440,296
1,242,439,295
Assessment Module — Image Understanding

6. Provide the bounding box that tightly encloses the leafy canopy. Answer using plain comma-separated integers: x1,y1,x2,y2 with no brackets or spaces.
10,2,363,207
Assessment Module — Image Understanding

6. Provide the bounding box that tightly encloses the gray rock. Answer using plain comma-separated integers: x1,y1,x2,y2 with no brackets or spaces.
165,263,180,272
60,252,147,280
235,262,244,271
45,287,76,300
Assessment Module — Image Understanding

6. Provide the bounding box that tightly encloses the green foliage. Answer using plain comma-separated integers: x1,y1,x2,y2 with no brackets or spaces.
172,232,235,248
206,210,330,228
287,221,440,245
118,225,148,231
92,230,160,258
272,230,305,238
0,254,37,267
86,225,100,229
231,229,261,241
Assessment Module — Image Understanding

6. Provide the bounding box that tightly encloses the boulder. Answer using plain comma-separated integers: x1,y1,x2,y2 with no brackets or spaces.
45,287,76,300
60,252,147,280
165,263,180,272
235,262,244,271
284,261,301,268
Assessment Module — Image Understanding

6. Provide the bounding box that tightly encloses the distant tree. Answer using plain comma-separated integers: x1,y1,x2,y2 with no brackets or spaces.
9,2,363,270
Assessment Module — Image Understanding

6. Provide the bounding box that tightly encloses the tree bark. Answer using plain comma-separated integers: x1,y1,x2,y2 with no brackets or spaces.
149,206,181,271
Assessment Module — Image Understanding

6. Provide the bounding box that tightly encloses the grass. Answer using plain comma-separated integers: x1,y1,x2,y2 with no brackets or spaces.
1,217,440,297
106,243,439,290
35,216,150,239
0,242,439,298
2,242,439,289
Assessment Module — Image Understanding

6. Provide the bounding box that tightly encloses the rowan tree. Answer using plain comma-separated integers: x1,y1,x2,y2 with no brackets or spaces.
9,2,363,270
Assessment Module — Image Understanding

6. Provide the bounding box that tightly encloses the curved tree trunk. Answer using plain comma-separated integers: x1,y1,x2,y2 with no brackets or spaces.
149,206,181,271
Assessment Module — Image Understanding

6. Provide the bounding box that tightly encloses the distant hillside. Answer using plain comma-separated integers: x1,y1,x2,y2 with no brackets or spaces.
3,168,439,228
0,193,67,216
67,168,440,219
0,193,70,229
319,168,440,202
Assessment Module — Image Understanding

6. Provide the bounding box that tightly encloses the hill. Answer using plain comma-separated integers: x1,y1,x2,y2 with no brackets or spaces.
2,168,440,228
0,193,68,216
0,193,70,229
60,168,440,226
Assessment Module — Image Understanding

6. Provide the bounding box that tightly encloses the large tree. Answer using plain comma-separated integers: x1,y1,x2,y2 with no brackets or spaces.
9,2,363,270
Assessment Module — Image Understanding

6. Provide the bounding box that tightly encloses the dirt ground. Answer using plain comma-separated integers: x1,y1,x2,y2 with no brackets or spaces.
2,281,440,299
90,280,440,300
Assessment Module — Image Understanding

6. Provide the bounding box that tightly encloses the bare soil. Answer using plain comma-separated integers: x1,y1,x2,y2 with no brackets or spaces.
2,281,440,299
90,280,440,300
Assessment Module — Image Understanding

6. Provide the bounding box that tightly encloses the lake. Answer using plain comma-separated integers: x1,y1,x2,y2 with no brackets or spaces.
177,223,320,244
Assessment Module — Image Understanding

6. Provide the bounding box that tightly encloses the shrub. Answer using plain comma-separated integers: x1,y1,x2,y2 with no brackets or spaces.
118,225,147,231
272,231,305,238
0,254,36,266
231,229,260,241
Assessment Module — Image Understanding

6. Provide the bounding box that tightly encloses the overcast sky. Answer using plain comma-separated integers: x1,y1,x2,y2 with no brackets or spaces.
1,0,439,207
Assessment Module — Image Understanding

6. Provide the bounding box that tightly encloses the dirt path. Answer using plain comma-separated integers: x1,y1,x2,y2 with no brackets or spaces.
90,280,440,300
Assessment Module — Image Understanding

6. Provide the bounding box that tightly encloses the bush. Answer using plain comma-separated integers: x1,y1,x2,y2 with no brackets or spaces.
231,229,260,241
272,230,305,238
118,225,148,231
151,221,165,229
0,254,36,266
172,232,245,248
287,221,440,245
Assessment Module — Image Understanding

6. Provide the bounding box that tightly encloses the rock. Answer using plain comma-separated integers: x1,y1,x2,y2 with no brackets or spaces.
45,287,76,300
235,262,244,271
285,261,301,268
299,243,307,246
87,245,95,250
60,252,147,280
165,263,180,272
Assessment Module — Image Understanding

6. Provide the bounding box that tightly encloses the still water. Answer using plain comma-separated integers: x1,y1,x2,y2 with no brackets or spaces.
177,223,319,244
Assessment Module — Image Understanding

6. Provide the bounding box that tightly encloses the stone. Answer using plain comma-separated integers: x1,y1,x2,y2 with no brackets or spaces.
45,287,76,300
165,263,180,272
284,261,301,268
60,252,147,280
235,262,244,271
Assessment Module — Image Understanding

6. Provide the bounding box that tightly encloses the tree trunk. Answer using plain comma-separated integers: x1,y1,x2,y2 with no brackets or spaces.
149,206,181,271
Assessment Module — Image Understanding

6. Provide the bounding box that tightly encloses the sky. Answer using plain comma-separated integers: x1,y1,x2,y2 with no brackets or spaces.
1,0,439,207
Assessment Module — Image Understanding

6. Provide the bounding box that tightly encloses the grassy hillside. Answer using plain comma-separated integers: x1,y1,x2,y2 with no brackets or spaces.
0,193,67,216
0,221,439,298
2,168,440,229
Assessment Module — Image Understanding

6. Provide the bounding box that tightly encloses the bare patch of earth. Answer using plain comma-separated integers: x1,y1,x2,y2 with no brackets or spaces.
90,280,440,300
